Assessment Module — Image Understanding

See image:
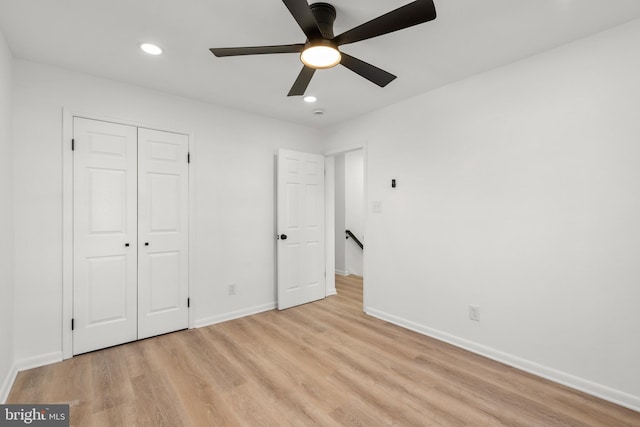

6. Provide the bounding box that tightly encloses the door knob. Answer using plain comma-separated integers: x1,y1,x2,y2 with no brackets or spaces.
125,243,130,247
145,242,149,246
280,234,287,240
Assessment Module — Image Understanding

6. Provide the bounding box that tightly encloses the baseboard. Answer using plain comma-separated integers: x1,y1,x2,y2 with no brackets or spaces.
194,302,276,328
366,308,640,413
335,269,349,276
326,288,337,296
0,363,18,403
1,352,63,403
15,352,63,373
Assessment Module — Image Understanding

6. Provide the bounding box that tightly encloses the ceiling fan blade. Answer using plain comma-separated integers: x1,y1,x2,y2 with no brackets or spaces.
210,44,305,57
340,53,396,88
282,0,323,41
288,66,316,96
334,0,436,46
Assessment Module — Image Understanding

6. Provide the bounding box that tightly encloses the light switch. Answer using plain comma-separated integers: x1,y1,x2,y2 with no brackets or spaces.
371,201,383,213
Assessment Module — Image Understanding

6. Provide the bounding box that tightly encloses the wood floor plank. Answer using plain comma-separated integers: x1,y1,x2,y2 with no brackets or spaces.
90,346,135,413
7,275,640,426
146,333,240,426
211,323,338,426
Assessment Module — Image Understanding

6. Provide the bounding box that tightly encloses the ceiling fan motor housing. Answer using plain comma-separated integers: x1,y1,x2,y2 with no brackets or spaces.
310,3,337,39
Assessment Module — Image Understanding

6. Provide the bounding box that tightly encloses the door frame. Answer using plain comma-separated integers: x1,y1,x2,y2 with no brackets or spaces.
61,108,197,360
323,142,368,312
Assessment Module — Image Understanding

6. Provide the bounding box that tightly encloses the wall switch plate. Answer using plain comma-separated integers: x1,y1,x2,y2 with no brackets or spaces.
371,201,383,213
469,305,480,321
228,284,237,296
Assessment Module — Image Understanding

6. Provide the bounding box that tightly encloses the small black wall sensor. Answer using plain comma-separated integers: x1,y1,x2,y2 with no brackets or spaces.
391,179,396,188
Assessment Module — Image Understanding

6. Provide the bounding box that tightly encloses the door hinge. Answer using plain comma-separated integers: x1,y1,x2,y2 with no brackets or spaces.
187,297,190,308
187,152,190,163
71,139,75,151
71,318,75,331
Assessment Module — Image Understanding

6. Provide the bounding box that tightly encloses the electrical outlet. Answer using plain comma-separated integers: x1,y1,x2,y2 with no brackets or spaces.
469,305,480,321
228,284,237,296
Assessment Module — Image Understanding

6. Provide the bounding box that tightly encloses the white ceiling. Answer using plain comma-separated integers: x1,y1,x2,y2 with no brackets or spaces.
1,0,640,128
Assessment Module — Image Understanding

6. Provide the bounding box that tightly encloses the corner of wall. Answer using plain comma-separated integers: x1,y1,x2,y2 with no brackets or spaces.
0,27,16,404
0,364,18,404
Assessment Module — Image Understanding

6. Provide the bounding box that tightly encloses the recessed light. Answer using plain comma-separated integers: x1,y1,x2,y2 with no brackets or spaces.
140,43,163,55
304,96,317,103
313,109,325,116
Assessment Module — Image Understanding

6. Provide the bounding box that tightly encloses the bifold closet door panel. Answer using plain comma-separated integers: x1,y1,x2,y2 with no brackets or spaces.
137,128,189,339
73,118,139,355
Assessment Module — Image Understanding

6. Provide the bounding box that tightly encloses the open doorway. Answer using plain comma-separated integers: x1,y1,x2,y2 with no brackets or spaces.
326,148,365,309
335,150,364,277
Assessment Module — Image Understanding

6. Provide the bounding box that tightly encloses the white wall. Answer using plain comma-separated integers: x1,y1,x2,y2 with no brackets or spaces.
321,20,640,410
0,29,15,402
344,150,364,276
334,153,346,274
11,59,321,365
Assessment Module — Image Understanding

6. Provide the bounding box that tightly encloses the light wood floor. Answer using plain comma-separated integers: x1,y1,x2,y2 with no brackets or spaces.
8,275,640,426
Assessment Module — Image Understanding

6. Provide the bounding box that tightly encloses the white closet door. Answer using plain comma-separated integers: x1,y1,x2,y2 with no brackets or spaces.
73,118,138,355
137,128,189,339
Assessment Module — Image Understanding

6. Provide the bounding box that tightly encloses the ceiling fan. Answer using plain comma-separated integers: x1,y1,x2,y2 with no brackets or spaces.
210,0,437,96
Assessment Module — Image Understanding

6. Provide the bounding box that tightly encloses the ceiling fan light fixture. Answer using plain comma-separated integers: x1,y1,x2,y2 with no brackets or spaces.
300,40,341,69
140,42,163,55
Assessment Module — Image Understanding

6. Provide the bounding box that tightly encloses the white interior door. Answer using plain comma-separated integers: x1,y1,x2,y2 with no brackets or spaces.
137,128,189,339
73,117,138,355
277,149,325,310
